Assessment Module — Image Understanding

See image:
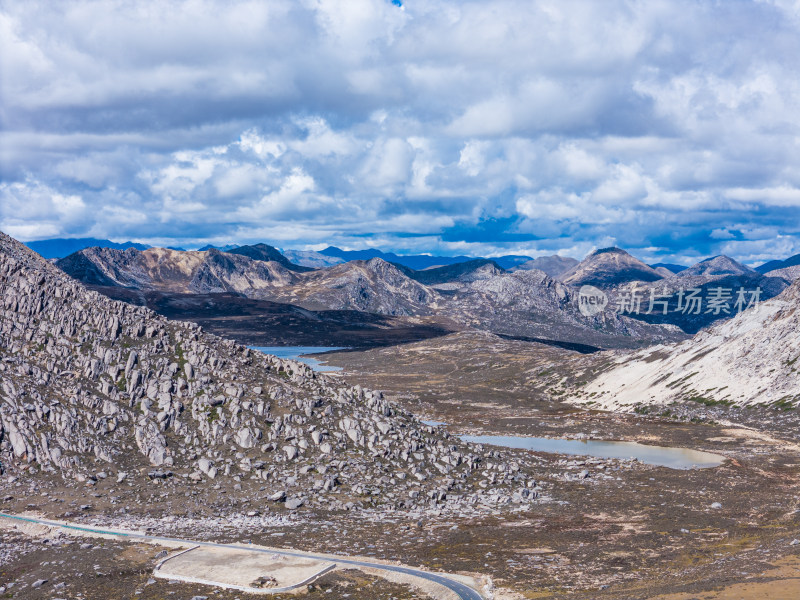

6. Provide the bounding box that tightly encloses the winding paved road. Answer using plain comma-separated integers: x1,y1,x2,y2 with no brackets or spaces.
0,511,483,600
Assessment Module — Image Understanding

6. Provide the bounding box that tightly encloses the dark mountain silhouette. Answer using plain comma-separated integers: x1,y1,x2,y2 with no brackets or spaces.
756,252,800,274
228,243,313,272
319,246,531,270
25,237,150,259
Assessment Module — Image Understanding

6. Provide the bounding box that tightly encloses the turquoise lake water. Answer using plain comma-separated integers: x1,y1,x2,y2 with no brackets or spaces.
423,422,725,469
250,346,346,372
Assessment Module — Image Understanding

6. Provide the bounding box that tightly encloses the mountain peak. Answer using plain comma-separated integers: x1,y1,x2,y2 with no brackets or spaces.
591,246,628,256
679,255,754,278
559,247,663,288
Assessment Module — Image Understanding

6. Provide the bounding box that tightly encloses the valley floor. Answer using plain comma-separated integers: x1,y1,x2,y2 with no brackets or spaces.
3,331,800,599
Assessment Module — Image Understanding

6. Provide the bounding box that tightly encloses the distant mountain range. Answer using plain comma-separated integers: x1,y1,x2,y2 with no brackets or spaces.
25,237,150,258
198,243,240,252
54,244,685,348
317,246,532,270
25,236,800,277
756,252,800,274
24,237,534,268
38,237,800,348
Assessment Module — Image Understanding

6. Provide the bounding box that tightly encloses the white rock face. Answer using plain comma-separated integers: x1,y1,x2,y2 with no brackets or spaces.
135,421,169,466
577,280,800,409
235,427,256,449
197,458,214,476
8,429,27,458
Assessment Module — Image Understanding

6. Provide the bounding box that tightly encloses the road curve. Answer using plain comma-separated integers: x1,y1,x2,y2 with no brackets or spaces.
0,512,484,600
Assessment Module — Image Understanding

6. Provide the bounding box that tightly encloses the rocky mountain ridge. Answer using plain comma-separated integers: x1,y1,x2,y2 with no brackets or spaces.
58,246,684,348
513,255,579,277
400,259,505,286
441,268,683,349
56,246,299,293
260,257,443,316
766,264,800,281
602,256,789,334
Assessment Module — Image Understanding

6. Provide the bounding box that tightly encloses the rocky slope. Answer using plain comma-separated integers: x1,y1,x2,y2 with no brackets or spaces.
575,278,800,410
558,247,663,288
281,249,345,268
1,231,538,512
444,269,684,349
604,255,790,334
767,264,800,281
513,255,578,277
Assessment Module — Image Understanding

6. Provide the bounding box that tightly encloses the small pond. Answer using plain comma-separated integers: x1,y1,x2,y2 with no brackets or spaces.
423,422,725,469
250,346,346,372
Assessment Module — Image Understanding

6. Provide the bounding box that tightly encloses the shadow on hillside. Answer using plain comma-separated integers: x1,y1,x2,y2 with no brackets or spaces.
89,286,458,349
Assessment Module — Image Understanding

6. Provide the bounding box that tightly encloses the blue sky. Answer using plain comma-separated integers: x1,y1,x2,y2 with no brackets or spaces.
2,0,800,265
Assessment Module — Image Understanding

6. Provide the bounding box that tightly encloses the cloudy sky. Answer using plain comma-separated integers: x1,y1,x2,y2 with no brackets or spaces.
2,0,800,265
